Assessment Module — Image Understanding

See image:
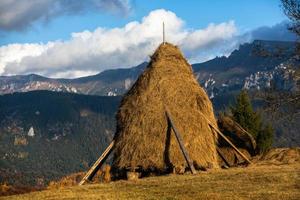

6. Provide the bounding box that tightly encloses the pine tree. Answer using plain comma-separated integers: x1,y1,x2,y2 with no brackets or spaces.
231,90,274,154
256,124,274,154
230,90,262,139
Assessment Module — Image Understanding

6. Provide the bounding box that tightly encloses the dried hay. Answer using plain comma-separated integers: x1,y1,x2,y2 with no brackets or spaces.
48,164,111,189
113,43,218,173
126,172,140,181
217,115,256,166
217,147,251,167
217,115,256,154
253,148,300,165
0,183,41,196
47,172,86,189
103,165,111,183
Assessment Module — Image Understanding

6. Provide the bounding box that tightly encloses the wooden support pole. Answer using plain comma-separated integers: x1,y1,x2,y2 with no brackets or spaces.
197,112,252,164
79,139,115,185
209,124,252,164
166,111,197,174
216,148,231,168
232,120,257,151
163,22,165,44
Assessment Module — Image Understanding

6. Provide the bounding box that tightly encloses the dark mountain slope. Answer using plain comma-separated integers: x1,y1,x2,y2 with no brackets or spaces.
0,91,121,187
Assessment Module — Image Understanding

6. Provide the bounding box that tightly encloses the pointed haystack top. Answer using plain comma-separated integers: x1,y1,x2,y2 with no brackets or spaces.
113,43,218,172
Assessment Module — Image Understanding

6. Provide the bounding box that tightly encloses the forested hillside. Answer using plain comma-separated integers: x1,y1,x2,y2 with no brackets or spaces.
0,91,120,187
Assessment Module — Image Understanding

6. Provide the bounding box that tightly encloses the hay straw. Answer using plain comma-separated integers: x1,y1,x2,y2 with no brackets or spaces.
217,115,257,166
113,43,219,172
218,115,256,155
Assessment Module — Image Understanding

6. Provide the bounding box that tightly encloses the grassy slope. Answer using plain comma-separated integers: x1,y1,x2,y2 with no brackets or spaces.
2,163,299,200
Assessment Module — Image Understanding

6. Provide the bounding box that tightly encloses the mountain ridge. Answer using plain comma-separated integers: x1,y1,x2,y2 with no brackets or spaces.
0,40,298,96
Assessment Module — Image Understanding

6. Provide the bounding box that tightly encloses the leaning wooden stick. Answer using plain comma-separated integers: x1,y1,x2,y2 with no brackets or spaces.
166,110,197,174
198,112,252,164
79,139,115,185
216,148,231,167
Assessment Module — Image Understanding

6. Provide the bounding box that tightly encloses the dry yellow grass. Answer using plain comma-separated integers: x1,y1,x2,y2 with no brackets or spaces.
2,163,299,200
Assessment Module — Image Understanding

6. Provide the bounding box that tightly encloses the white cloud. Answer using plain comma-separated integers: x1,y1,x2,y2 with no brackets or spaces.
182,21,237,51
0,9,240,78
0,42,54,74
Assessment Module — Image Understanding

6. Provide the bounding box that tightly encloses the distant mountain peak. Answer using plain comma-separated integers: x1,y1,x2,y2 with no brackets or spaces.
0,40,296,96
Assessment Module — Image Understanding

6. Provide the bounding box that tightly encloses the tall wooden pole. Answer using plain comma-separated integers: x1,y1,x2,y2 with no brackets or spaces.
166,111,197,174
79,140,115,185
197,112,252,164
209,124,252,164
163,22,165,45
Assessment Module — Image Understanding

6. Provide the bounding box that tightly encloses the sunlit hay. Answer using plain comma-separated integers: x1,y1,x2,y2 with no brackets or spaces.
103,164,111,183
217,147,252,167
254,148,300,165
113,43,219,173
47,173,83,189
217,115,256,154
47,165,112,189
217,115,256,166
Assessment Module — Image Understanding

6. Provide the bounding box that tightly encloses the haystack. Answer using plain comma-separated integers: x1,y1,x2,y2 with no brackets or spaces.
112,43,219,173
217,115,256,166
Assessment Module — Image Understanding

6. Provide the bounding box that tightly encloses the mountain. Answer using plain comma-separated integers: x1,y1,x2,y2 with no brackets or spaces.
0,74,79,94
0,62,147,96
0,91,121,187
193,40,299,98
0,40,298,97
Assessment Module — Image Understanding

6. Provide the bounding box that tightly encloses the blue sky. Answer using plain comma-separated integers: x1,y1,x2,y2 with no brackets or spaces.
0,0,287,45
0,0,294,78
132,0,286,31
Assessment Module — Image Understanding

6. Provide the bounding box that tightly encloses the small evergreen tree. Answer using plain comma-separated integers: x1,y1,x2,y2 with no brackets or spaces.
231,90,274,154
230,90,261,139
256,124,274,154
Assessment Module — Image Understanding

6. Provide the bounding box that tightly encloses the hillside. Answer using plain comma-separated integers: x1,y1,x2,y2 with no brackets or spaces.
0,91,120,187
2,162,299,200
0,89,299,192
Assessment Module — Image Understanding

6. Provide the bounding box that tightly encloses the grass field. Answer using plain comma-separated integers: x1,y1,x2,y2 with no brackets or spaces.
2,163,299,200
